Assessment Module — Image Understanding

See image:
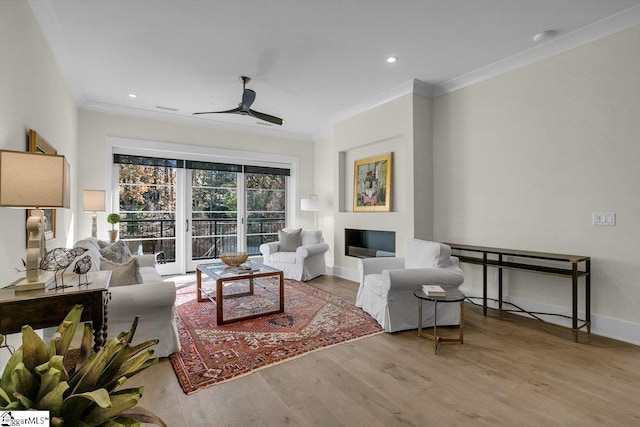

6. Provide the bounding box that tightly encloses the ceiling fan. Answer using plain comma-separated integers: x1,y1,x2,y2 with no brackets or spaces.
193,76,284,125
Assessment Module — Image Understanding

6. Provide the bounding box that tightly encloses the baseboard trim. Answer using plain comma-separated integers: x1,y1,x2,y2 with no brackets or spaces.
332,265,360,282
459,286,640,347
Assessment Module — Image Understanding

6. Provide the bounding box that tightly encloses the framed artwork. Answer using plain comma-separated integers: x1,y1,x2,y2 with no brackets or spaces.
27,129,57,240
353,152,392,212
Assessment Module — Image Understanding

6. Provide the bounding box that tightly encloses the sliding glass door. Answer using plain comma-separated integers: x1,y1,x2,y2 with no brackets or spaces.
114,154,289,274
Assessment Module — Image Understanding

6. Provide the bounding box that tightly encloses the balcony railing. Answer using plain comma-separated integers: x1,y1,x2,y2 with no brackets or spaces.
118,217,284,262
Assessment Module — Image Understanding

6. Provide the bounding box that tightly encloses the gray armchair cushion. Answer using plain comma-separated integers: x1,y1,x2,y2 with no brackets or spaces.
278,228,302,252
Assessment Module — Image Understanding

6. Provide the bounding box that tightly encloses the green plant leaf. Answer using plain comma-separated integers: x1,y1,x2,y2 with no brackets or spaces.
0,387,12,406
13,391,32,409
36,367,62,402
54,304,84,356
11,362,38,399
83,389,141,425
21,325,49,373
60,388,112,426
0,348,22,395
69,338,124,394
102,417,141,427
121,406,168,427
36,381,69,416
76,322,94,373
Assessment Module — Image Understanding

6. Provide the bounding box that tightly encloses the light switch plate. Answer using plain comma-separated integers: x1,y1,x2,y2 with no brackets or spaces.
592,212,616,226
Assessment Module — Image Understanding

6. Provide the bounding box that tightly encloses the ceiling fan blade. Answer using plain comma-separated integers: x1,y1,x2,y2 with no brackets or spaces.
249,109,284,125
193,106,242,115
241,89,256,110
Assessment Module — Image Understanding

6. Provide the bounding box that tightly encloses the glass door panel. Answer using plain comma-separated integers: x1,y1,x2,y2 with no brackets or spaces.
188,169,238,270
117,164,177,269
245,172,286,256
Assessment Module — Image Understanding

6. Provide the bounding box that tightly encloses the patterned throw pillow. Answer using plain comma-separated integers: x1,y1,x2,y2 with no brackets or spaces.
278,228,302,252
99,241,132,264
100,257,138,286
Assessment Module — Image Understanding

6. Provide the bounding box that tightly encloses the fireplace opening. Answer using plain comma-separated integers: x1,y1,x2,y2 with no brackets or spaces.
345,228,395,258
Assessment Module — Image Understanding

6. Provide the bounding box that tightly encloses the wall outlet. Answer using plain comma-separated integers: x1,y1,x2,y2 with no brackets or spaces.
592,212,616,226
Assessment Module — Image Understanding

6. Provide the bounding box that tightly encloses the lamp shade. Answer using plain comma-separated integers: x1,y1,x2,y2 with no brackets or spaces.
300,196,320,212
0,150,70,208
83,190,106,212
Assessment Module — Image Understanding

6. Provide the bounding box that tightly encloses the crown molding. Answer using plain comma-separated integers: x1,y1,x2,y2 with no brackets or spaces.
312,79,435,140
82,100,314,142
432,5,640,97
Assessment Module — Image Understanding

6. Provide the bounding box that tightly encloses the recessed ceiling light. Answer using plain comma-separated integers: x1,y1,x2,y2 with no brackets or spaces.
386,56,397,63
128,93,137,98
533,30,557,43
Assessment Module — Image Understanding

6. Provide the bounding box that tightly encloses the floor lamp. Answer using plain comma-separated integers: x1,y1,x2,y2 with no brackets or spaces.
83,190,106,238
300,194,320,230
0,150,70,289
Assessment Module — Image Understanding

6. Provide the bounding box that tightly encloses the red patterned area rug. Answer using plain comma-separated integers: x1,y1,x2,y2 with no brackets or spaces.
169,279,383,394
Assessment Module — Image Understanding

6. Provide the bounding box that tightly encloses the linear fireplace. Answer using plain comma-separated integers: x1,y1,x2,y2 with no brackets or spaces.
345,228,395,258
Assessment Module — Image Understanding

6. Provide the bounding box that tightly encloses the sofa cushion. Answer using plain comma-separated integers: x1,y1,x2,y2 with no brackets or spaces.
100,257,139,286
301,229,322,246
100,241,132,264
270,251,297,264
278,228,302,252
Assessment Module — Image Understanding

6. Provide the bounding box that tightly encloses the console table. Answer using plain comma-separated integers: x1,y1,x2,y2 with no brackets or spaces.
0,270,111,352
446,244,590,342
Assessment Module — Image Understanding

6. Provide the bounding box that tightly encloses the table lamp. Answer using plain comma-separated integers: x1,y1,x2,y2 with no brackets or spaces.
0,150,70,289
83,190,106,238
300,194,320,229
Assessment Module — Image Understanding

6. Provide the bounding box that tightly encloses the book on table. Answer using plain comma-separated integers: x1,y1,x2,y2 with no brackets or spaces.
423,285,446,296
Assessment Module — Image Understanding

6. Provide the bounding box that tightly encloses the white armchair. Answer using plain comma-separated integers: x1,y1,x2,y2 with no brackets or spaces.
260,228,329,281
356,239,464,332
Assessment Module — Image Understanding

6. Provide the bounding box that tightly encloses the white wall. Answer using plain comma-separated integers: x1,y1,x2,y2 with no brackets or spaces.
76,109,315,239
318,93,433,278
0,0,78,367
433,26,640,343
0,1,78,286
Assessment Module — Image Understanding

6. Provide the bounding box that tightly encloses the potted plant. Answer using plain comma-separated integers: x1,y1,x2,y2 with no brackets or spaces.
106,213,121,243
0,305,166,426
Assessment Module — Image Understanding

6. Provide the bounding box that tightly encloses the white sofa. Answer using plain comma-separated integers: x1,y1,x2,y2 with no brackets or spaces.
71,237,180,357
356,239,464,332
259,229,329,281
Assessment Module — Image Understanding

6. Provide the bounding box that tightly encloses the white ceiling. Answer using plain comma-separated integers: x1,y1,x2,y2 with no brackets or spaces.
29,0,640,141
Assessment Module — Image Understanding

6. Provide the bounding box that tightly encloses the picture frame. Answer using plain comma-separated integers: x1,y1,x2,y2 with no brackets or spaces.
27,129,57,240
353,152,392,212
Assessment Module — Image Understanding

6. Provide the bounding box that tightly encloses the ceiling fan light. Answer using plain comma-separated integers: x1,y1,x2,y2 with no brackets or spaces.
386,56,397,63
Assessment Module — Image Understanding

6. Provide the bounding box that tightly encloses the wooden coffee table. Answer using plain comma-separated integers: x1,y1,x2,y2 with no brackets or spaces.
196,261,284,325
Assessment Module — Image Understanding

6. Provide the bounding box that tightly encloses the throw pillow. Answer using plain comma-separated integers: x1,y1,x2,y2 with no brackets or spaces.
301,229,322,246
278,228,302,252
97,240,111,249
100,241,132,264
100,257,138,286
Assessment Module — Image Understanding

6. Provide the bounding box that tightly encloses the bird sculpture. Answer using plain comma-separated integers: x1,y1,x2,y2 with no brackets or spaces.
73,255,93,285
39,247,88,288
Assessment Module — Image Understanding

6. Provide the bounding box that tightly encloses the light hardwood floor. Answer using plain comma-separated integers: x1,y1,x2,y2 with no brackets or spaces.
132,274,640,426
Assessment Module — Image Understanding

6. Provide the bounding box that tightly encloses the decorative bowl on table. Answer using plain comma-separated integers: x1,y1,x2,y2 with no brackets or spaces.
220,252,249,267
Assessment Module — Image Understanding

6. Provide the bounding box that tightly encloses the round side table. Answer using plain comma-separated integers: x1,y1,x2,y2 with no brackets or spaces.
414,288,465,354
